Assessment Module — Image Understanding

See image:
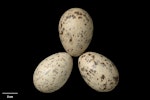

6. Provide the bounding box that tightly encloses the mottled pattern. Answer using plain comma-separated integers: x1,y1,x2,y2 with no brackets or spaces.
58,8,93,57
78,52,119,92
33,52,73,93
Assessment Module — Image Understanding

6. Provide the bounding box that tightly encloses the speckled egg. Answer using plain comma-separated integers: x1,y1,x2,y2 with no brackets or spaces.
33,52,73,93
58,8,93,57
78,52,119,92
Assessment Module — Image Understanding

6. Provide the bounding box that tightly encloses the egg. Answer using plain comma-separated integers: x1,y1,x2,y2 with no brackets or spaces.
78,52,119,92
58,8,93,57
33,52,73,93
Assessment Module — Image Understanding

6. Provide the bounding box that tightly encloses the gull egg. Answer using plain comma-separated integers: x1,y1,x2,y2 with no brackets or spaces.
58,8,93,57
33,52,73,93
78,52,119,92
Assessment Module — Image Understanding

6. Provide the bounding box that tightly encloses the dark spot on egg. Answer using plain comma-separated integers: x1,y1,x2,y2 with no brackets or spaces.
53,69,58,74
103,83,107,90
74,11,82,15
78,16,82,19
110,82,113,85
94,61,98,65
85,69,88,72
101,75,105,81
72,15,76,19
87,78,91,82
66,15,72,19
60,23,63,28
87,72,89,75
78,61,80,65
92,55,95,59
101,62,106,67
64,72,67,76
113,76,119,83
81,55,86,58
81,67,84,71
88,53,91,56
74,11,79,15
60,31,63,35
69,37,72,42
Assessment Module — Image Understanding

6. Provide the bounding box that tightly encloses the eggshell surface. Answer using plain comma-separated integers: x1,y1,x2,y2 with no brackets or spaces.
33,52,73,93
78,52,119,92
58,8,93,57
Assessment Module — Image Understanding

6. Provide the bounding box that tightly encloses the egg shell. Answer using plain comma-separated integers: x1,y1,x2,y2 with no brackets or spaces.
78,52,119,92
58,8,93,57
33,52,73,93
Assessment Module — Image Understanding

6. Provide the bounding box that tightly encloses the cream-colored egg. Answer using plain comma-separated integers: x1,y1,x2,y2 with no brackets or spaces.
58,8,93,57
33,52,73,93
78,52,119,92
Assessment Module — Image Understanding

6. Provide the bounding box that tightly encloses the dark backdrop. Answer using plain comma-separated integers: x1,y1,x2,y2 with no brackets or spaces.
0,0,145,99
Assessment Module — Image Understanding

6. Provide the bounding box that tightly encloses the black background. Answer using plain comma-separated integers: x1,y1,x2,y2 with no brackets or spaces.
0,0,146,99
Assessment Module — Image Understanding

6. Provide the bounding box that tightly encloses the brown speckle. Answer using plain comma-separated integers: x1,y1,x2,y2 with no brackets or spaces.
87,78,91,82
81,67,84,71
66,15,72,19
110,82,113,85
113,76,119,83
85,69,88,72
103,83,107,90
101,62,106,67
81,55,86,58
87,72,90,76
74,11,82,15
60,23,62,28
53,69,58,74
78,16,82,19
69,37,72,42
72,15,76,19
64,72,67,76
88,53,91,56
74,11,79,15
60,31,63,35
61,70,63,73
92,55,95,59
94,61,98,65
101,75,105,81
78,61,80,65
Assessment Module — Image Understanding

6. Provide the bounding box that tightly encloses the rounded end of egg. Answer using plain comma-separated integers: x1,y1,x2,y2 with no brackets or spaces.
33,52,73,93
78,51,119,92
58,8,93,57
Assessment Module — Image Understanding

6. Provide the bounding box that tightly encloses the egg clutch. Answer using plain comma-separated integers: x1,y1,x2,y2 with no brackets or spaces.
33,8,119,93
